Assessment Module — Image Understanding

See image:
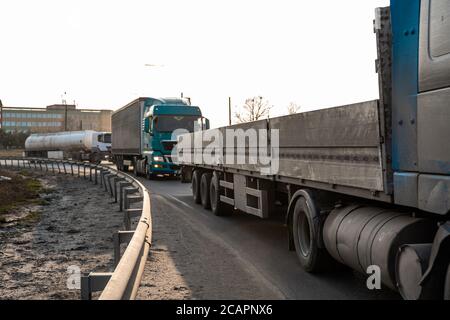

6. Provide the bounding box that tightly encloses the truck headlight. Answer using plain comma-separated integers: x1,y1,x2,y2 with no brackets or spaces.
153,155,164,162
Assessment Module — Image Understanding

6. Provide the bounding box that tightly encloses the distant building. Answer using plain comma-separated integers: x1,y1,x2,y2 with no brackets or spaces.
0,104,112,133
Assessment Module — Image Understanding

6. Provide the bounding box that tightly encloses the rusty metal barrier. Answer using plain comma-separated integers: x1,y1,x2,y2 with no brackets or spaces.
0,157,152,300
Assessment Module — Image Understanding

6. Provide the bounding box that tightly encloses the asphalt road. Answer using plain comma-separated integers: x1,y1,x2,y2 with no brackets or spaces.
137,176,400,300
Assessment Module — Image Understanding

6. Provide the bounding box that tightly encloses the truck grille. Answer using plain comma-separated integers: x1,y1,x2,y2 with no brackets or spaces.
161,140,177,151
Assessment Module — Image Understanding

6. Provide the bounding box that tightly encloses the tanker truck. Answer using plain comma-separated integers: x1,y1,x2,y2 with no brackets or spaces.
25,130,111,164
176,0,450,299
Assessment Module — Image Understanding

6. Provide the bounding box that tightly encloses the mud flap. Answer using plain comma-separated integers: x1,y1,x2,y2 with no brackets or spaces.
420,222,450,299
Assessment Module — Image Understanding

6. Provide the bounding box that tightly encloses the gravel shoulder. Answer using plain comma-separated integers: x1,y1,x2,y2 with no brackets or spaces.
0,169,122,300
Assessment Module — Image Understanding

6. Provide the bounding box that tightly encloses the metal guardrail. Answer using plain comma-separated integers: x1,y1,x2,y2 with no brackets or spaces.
0,157,152,300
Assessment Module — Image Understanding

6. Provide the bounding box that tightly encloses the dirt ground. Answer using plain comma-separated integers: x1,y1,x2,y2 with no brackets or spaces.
0,169,122,300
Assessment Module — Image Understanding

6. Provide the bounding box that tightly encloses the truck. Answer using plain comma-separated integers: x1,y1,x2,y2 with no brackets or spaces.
111,97,208,178
25,130,111,164
176,0,450,300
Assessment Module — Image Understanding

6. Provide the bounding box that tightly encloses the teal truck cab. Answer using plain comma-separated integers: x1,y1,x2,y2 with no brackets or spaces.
112,97,207,178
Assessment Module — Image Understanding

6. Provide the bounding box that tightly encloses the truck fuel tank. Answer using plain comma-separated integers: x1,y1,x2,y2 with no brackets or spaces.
323,205,437,289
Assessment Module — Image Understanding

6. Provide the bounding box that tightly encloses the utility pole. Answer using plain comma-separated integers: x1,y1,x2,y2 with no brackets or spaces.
64,104,68,131
228,97,232,126
0,99,3,130
62,91,68,131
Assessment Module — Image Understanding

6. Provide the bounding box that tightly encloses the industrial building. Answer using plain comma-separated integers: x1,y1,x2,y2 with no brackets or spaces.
0,104,112,133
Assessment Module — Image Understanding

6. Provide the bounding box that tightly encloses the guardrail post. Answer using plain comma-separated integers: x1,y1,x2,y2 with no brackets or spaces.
113,177,126,202
99,169,109,188
80,272,113,300
93,167,97,184
124,208,142,231
104,173,116,193
118,184,135,212
124,194,143,212
113,231,135,267
105,174,117,196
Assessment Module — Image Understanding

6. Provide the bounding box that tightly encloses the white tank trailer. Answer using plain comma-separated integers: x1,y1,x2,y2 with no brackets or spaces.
25,130,111,164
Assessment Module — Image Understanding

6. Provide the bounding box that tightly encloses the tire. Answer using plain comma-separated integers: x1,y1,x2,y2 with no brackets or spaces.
144,162,153,180
133,159,138,176
192,170,202,204
89,153,101,165
292,196,331,273
116,157,123,171
210,171,231,216
200,172,212,209
180,168,189,183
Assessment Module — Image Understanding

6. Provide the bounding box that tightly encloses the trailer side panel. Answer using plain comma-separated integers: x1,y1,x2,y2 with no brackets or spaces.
179,100,385,193
111,101,142,155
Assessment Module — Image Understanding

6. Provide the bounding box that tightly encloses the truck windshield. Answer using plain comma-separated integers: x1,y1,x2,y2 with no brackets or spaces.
154,115,200,133
98,133,111,143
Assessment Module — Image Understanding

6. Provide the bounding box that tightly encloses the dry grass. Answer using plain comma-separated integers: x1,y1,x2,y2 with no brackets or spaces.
0,149,24,157
0,169,43,217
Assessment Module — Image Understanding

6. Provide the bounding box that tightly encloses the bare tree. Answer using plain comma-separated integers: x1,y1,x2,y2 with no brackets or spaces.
287,102,301,115
234,96,272,123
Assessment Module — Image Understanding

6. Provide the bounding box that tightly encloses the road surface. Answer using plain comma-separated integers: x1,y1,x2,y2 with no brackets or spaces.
136,177,400,300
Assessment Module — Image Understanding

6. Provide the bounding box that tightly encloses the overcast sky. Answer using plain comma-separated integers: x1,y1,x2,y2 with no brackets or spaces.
0,0,390,128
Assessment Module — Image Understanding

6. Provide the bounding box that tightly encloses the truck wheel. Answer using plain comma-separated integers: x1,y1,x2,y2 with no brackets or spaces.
89,153,101,165
144,163,152,180
292,195,330,273
200,172,212,210
192,170,202,204
180,167,190,183
116,157,122,171
210,171,231,216
133,160,138,176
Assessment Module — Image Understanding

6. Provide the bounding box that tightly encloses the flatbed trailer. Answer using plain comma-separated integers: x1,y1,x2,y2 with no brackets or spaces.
177,1,450,299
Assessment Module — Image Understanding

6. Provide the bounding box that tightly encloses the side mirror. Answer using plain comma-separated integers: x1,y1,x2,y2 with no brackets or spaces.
144,117,155,135
203,118,210,130
144,117,150,133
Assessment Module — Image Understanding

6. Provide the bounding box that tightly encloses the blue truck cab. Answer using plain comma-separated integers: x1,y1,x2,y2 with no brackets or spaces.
142,98,206,177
